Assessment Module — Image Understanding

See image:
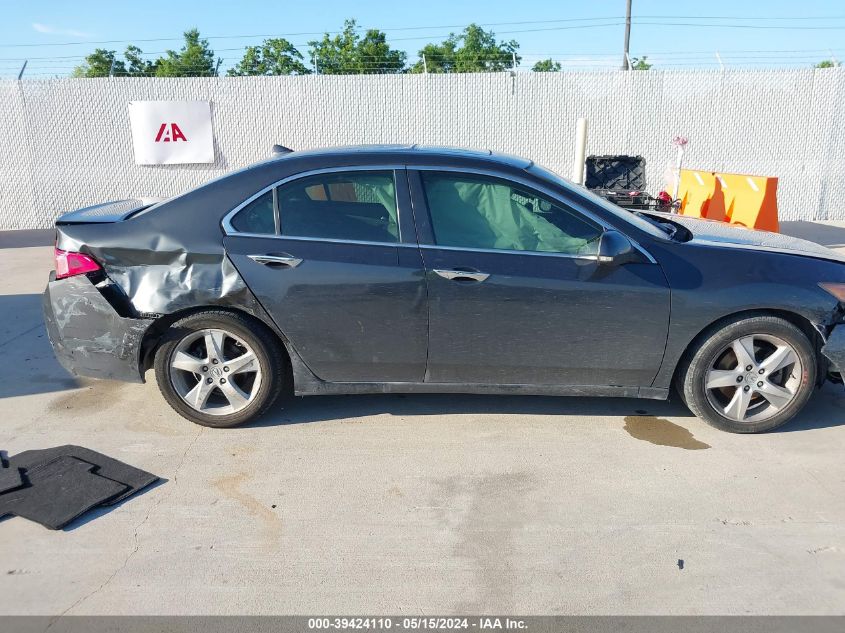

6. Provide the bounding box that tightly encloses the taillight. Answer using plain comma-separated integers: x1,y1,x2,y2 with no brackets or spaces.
54,248,101,279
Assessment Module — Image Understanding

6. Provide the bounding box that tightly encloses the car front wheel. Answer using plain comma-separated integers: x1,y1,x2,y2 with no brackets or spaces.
154,311,285,427
678,315,816,433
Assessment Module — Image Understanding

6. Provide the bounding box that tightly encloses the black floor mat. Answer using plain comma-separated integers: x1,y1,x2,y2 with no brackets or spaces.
0,457,129,529
8,445,159,505
0,464,24,494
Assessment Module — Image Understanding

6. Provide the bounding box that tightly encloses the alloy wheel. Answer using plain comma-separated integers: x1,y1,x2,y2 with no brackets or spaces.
704,333,803,423
169,328,262,416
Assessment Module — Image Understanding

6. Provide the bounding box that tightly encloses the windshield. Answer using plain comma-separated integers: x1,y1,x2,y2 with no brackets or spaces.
527,163,670,240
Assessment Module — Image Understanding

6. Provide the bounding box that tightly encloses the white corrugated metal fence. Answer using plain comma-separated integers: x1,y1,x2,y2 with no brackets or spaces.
0,68,843,229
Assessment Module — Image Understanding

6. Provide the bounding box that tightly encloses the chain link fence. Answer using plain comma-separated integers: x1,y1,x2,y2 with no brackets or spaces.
1,68,843,229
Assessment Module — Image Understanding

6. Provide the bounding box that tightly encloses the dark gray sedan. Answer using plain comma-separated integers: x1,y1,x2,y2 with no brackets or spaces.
43,145,845,432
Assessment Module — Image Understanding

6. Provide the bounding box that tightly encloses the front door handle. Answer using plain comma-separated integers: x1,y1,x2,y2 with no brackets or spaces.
248,253,303,268
433,268,489,282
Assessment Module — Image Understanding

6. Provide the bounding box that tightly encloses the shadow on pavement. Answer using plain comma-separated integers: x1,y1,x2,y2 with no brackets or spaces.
775,383,845,432
246,386,845,432
249,392,697,428
0,229,54,249
780,221,845,248
0,293,80,399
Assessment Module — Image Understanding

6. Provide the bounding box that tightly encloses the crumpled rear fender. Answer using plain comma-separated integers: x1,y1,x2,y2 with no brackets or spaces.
43,274,154,383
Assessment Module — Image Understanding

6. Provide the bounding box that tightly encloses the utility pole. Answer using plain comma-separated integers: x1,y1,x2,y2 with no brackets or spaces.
622,0,632,70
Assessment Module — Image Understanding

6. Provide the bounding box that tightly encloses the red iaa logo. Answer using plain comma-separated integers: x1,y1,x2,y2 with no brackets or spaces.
154,123,188,142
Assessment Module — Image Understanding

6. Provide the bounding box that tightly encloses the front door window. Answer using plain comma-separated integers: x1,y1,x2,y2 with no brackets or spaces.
420,172,602,255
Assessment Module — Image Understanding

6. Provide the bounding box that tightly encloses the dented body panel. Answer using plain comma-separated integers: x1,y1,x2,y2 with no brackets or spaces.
43,275,153,382
822,327,845,377
643,238,845,390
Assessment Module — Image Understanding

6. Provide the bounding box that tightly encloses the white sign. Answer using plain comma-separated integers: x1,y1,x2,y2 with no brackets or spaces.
129,100,214,165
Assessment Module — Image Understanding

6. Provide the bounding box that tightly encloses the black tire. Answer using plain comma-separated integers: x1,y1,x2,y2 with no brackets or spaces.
676,314,816,433
154,310,285,428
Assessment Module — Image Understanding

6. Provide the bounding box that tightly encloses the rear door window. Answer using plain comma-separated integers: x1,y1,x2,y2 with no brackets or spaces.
277,171,399,243
230,190,276,235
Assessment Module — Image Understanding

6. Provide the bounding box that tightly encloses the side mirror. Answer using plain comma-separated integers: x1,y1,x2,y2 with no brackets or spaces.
596,230,639,266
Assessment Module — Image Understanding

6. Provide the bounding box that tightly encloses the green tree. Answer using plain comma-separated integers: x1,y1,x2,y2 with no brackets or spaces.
308,19,406,74
73,45,160,77
355,29,406,74
228,38,311,76
155,29,219,77
410,24,520,73
532,58,561,72
815,60,839,68
413,39,458,73
72,48,125,77
124,45,158,76
630,56,652,70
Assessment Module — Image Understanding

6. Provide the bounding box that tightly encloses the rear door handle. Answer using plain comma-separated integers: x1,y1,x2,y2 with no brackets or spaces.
433,269,489,282
248,254,303,268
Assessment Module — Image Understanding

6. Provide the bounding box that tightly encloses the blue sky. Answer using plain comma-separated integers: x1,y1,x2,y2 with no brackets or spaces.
2,0,845,76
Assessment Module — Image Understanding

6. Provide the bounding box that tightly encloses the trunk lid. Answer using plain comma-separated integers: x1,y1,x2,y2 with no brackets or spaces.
56,198,164,224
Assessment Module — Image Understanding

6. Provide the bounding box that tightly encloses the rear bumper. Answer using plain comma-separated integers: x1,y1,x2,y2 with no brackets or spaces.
821,324,845,379
42,274,154,383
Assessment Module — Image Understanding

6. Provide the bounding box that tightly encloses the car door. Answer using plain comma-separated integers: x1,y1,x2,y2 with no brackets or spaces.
224,167,428,383
408,168,670,387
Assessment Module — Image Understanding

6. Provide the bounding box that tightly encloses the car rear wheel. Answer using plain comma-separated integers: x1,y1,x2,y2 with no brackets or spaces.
154,311,285,427
677,315,816,433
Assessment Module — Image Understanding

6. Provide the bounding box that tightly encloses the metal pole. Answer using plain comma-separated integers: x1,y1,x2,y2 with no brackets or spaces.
214,58,222,76
109,57,116,78
571,118,588,185
622,0,632,70
671,136,688,207
512,51,517,70
672,145,684,201
422,54,428,73
17,60,27,80
715,51,724,71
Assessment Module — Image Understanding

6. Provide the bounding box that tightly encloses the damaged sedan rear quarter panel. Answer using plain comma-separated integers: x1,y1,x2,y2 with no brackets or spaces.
42,274,153,382
47,157,313,382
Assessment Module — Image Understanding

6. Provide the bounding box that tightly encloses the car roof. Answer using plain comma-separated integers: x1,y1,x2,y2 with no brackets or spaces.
146,144,542,235
258,144,534,169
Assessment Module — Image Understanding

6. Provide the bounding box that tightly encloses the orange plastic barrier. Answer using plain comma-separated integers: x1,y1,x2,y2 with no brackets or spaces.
675,169,779,232
677,170,721,220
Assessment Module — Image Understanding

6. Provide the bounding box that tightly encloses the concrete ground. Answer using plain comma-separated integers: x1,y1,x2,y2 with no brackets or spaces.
1,225,845,615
